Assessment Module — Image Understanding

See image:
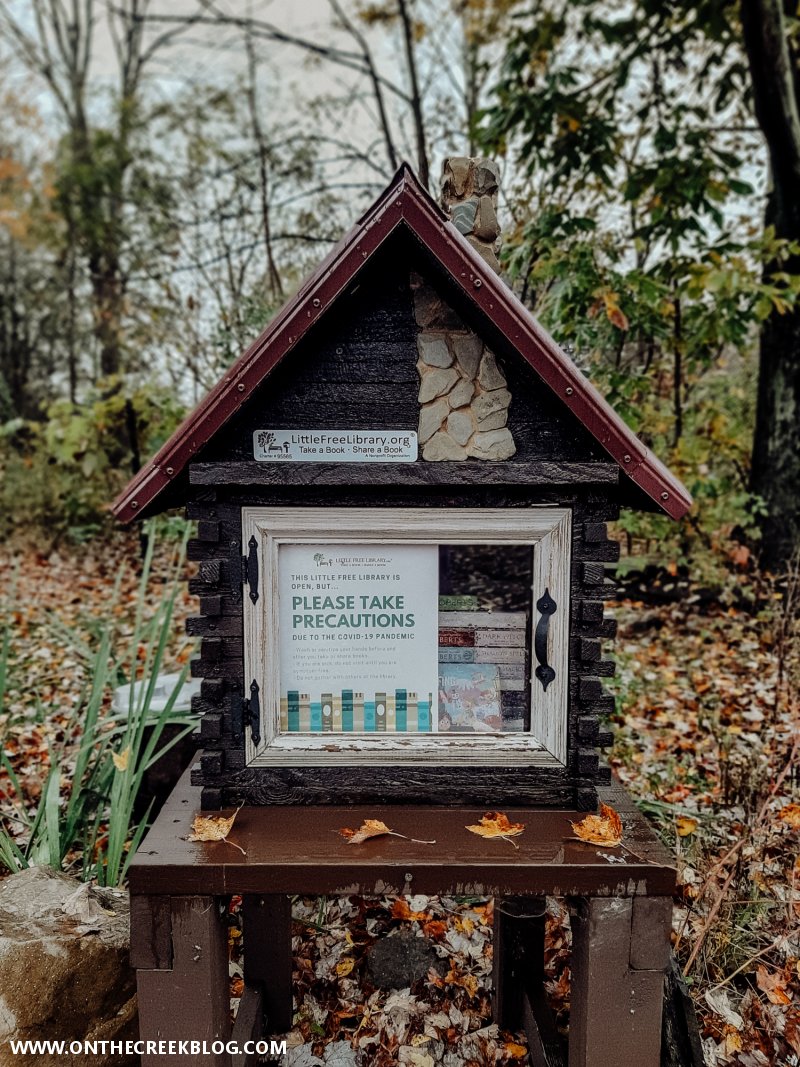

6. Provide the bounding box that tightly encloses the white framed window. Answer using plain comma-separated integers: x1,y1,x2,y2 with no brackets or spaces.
242,507,571,768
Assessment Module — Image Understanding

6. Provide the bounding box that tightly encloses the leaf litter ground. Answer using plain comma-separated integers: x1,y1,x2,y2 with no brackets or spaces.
1,541,799,1065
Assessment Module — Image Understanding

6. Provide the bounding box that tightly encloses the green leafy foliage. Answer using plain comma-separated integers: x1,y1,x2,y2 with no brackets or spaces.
0,381,185,544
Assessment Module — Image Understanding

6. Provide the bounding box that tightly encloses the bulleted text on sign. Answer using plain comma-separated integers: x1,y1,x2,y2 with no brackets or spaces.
253,429,417,462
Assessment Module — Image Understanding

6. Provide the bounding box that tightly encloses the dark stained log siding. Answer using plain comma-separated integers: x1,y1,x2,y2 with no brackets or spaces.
186,244,621,809
186,485,620,811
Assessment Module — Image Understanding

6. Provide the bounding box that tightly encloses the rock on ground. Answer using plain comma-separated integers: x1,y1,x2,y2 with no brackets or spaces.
0,866,136,1067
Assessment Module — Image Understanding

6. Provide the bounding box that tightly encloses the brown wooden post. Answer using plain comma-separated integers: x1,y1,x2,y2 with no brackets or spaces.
243,894,293,1033
135,895,231,1066
492,896,545,1029
568,896,671,1067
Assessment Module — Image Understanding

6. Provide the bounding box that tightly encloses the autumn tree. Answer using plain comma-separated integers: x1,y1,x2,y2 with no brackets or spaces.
479,1,800,569
0,0,198,381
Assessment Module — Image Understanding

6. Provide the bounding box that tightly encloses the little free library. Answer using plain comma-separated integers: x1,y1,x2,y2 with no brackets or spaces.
112,157,691,813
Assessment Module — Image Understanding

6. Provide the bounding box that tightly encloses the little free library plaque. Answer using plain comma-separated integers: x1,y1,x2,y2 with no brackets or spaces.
253,429,417,463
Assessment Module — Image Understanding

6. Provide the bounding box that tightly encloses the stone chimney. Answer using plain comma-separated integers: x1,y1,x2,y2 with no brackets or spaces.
410,155,515,462
440,157,502,272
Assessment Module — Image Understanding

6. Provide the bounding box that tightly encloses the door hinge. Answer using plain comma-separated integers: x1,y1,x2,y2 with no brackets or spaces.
241,535,259,603
241,679,261,746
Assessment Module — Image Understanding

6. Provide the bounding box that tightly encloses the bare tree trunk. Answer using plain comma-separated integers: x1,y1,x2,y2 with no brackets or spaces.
741,0,800,571
244,32,283,301
396,0,429,187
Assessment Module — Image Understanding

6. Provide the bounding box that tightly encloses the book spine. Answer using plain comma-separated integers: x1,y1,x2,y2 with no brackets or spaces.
407,692,418,732
418,693,431,732
321,693,333,732
287,691,300,733
438,595,478,611
310,700,323,732
342,689,354,732
364,699,376,731
439,611,526,629
386,693,396,731
438,629,475,647
501,690,527,714
332,693,343,732
474,628,526,647
474,647,526,664
354,692,364,731
438,648,475,663
299,693,310,731
395,688,407,731
375,692,387,732
280,695,288,732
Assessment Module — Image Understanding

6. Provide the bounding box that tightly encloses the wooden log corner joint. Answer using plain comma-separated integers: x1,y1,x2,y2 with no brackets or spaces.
113,156,688,1065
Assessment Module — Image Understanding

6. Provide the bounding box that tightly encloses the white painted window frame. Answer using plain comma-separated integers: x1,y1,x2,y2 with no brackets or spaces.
242,507,571,768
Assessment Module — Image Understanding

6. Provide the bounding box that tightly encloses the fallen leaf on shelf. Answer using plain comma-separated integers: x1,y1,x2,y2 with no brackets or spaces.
570,803,623,847
187,806,246,855
465,811,525,848
338,818,435,845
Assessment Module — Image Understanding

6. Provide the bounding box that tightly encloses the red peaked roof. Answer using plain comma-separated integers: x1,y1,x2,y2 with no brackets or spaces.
111,164,691,524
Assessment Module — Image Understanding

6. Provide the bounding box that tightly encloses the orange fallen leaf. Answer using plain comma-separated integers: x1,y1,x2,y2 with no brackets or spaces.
757,965,792,1005
676,816,698,837
571,803,623,847
187,806,246,855
505,1042,528,1059
465,811,525,849
337,818,435,845
391,898,430,921
422,919,448,940
778,803,800,829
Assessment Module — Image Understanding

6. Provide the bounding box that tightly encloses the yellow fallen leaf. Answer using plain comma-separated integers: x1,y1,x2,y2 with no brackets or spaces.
724,1030,743,1055
338,818,435,845
676,816,698,837
339,818,394,844
465,811,525,849
779,803,800,829
505,1042,528,1059
112,747,130,772
336,956,355,977
571,803,623,847
445,964,479,997
187,806,246,855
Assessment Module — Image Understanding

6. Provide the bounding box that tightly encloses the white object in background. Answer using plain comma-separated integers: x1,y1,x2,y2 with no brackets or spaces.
112,672,201,714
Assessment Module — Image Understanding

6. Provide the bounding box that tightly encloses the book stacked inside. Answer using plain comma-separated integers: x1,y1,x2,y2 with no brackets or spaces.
437,597,528,733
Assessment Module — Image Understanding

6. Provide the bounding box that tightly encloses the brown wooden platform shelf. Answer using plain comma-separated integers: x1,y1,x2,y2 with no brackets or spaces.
130,769,675,1067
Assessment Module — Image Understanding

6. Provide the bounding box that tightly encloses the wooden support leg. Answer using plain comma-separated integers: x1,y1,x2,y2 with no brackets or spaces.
243,894,293,1034
568,896,672,1067
132,894,231,1067
493,896,545,1029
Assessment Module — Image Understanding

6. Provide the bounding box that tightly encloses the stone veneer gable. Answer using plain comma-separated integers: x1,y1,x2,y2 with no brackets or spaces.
412,274,516,462
414,155,516,462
